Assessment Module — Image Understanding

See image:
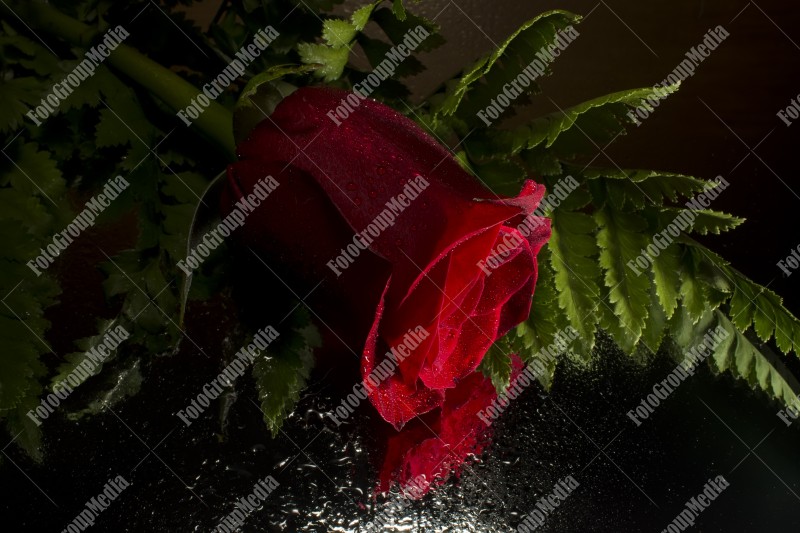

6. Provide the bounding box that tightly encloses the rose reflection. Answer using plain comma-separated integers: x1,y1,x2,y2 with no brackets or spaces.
375,357,522,499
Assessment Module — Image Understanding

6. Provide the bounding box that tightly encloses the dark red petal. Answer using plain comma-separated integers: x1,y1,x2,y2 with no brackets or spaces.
237,87,534,308
420,310,498,389
223,160,391,358
361,278,444,429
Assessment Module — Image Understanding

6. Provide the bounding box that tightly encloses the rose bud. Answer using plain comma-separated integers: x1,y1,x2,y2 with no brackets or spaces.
223,87,550,429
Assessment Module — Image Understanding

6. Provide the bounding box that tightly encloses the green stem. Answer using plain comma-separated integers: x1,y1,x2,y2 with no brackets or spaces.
12,1,235,158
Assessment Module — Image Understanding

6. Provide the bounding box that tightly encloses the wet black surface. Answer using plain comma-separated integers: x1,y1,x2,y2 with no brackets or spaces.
2,314,799,532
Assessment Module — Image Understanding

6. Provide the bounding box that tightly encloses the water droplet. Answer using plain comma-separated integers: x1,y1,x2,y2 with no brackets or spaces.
376,165,386,175
346,182,357,191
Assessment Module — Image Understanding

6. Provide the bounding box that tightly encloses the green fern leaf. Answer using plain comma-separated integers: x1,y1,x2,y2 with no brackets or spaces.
549,199,601,353
672,308,800,412
436,10,580,119
298,43,350,82
651,245,682,319
512,248,568,357
253,313,320,437
474,85,679,161
596,205,650,346
479,339,513,393
581,167,710,209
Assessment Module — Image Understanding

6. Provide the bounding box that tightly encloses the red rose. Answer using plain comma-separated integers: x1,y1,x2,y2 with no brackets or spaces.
224,87,550,429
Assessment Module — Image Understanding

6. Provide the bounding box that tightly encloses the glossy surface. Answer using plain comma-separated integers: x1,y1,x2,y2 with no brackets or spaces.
3,328,799,531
